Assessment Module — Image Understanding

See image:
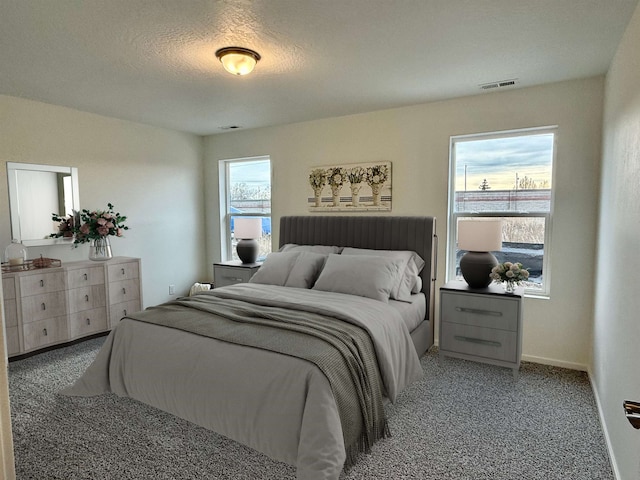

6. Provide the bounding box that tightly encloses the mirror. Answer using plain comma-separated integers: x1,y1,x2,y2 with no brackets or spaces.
7,162,80,247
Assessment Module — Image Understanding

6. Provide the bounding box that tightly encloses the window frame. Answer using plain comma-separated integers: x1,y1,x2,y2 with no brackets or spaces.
446,126,557,297
218,155,272,262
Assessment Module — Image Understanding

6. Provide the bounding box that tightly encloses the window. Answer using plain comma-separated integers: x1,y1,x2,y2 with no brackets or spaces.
219,156,271,261
447,127,556,296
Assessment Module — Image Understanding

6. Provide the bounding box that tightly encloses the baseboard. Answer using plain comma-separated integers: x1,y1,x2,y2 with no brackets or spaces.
521,354,588,372
587,368,621,480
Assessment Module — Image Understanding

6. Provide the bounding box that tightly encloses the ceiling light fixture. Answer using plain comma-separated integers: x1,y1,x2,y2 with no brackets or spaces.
215,47,261,76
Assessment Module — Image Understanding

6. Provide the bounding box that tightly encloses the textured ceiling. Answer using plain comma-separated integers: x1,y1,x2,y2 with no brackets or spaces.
1,0,637,135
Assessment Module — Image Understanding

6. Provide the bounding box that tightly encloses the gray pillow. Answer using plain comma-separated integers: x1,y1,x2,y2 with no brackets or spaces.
312,254,403,302
279,243,344,254
249,251,327,289
341,247,425,301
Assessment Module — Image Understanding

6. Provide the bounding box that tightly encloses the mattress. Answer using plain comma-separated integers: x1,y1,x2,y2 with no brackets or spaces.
389,293,426,332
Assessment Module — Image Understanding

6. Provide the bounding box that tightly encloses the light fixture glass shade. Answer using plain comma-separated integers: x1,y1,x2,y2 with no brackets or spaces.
457,219,503,252
215,47,261,76
234,217,262,240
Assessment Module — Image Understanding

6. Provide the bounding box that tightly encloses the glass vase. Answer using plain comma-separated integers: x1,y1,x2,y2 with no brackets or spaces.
89,237,113,262
504,281,516,294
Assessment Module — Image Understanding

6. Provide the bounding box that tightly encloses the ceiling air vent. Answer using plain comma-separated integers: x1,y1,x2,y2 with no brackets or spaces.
479,78,519,90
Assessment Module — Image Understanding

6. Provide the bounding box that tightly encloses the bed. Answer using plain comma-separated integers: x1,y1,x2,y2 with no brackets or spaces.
62,215,437,480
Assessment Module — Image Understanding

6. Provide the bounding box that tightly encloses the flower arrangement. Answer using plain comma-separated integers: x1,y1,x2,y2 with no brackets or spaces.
309,168,327,189
366,164,389,186
490,261,529,292
51,203,128,246
347,166,366,185
326,167,347,187
50,212,77,239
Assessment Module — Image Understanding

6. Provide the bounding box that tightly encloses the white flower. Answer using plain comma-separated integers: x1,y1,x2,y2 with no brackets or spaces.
506,270,514,278
522,270,530,278
510,264,520,272
504,262,513,269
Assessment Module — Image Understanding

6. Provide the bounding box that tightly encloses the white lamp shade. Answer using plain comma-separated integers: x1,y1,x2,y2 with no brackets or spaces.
234,218,262,239
457,219,502,252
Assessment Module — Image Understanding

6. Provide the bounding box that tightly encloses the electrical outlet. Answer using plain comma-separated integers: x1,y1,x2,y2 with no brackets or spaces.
169,284,175,295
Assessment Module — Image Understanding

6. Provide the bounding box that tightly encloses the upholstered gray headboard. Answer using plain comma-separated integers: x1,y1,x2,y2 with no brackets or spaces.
279,216,437,348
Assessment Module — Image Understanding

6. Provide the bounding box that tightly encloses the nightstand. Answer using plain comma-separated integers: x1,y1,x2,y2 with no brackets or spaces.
439,280,523,378
213,260,262,288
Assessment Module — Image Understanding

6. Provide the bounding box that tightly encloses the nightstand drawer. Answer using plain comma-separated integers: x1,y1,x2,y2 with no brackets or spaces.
214,266,258,287
441,291,518,331
440,322,518,363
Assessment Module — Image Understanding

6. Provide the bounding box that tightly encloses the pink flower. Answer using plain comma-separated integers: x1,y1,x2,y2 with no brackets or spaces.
97,218,107,226
106,221,114,229
97,226,109,236
80,223,90,234
117,228,123,237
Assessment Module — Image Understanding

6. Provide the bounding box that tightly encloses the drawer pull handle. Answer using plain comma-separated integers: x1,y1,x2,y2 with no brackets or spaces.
41,302,46,311
121,268,125,275
43,328,48,336
454,335,501,347
122,287,126,294
225,276,244,282
84,273,88,281
85,294,90,302
86,318,91,325
40,279,44,287
123,309,127,316
455,307,502,317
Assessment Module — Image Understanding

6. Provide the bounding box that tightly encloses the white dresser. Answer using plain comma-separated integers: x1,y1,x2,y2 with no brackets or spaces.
2,256,142,357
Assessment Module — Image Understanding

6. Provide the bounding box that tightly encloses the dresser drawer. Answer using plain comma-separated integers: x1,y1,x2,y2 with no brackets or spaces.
214,266,257,287
19,271,66,296
69,307,108,338
68,285,107,313
23,316,68,351
67,266,105,289
5,326,20,356
21,291,67,323
440,322,518,363
109,300,141,328
109,278,140,305
2,277,16,299
441,291,519,331
108,262,139,281
3,298,18,328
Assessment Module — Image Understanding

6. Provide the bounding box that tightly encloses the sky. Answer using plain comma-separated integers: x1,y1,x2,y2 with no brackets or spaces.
229,158,271,186
454,133,554,191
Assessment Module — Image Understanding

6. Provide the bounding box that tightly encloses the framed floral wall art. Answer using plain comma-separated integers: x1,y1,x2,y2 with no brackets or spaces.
308,162,392,211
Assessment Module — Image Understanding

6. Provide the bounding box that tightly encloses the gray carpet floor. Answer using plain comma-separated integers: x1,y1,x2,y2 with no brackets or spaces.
9,337,613,479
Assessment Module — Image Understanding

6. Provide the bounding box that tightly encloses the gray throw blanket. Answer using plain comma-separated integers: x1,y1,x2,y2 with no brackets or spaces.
126,292,390,468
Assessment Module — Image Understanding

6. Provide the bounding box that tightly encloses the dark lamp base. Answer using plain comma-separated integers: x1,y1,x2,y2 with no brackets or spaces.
460,251,498,289
236,239,259,264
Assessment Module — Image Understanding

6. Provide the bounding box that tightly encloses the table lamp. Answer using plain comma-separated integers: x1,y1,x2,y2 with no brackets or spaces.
234,217,262,264
457,219,503,288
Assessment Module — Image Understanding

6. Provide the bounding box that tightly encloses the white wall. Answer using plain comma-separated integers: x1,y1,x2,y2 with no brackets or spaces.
593,2,640,478
204,77,604,370
0,95,206,307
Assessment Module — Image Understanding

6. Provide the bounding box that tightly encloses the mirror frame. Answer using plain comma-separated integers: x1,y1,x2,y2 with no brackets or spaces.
6,162,80,247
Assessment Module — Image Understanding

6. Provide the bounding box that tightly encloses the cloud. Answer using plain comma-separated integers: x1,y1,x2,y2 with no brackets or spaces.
454,133,553,190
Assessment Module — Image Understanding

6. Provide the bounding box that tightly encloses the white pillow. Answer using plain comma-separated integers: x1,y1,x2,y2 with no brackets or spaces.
340,247,425,301
279,243,343,254
312,254,403,302
249,251,327,288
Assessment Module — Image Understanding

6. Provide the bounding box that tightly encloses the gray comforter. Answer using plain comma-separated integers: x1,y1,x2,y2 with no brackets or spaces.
61,284,423,480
